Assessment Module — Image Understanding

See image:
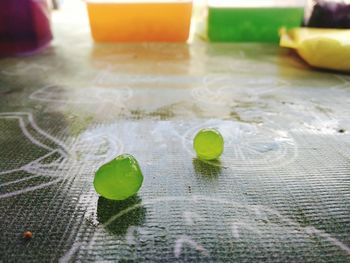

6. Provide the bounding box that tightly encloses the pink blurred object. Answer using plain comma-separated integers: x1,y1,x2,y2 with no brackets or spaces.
0,0,53,56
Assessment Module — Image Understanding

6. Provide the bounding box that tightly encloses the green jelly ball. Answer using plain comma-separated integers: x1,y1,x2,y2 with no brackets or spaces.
193,128,224,160
94,154,143,200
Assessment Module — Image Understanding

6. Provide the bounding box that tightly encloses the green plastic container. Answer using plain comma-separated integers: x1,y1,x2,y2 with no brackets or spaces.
208,1,305,42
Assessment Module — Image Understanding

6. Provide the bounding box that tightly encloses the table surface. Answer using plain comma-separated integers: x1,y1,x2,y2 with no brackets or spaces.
1,4,350,263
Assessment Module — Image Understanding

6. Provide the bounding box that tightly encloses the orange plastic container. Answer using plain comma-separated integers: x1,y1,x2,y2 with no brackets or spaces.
86,0,193,42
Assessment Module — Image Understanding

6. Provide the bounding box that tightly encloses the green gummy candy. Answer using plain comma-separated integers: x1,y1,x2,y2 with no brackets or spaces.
193,128,224,160
94,154,143,200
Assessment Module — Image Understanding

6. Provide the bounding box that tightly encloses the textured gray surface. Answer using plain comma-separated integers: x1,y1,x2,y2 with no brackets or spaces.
0,5,350,263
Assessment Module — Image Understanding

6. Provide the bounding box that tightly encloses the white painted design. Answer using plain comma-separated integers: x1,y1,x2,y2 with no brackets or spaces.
58,242,82,263
125,226,139,245
0,113,123,198
183,211,205,225
174,235,209,258
71,125,124,167
0,149,66,178
94,71,199,85
231,223,240,239
29,84,132,105
83,195,350,259
125,226,150,245
1,62,53,76
231,221,261,239
191,74,286,106
0,112,68,153
304,226,350,255
0,112,68,198
182,120,297,170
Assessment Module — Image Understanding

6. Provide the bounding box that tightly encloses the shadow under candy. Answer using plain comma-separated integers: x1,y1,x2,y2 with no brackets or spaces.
97,195,146,236
192,158,222,181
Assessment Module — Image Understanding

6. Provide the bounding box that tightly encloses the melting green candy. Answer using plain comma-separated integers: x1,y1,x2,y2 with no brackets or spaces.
94,154,143,200
193,128,224,160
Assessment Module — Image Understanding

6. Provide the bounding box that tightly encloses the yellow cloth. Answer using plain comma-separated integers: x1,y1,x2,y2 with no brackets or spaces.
280,28,350,72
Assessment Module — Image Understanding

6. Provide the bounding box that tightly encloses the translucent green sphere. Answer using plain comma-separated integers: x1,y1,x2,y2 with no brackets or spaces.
193,128,224,160
94,154,143,200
